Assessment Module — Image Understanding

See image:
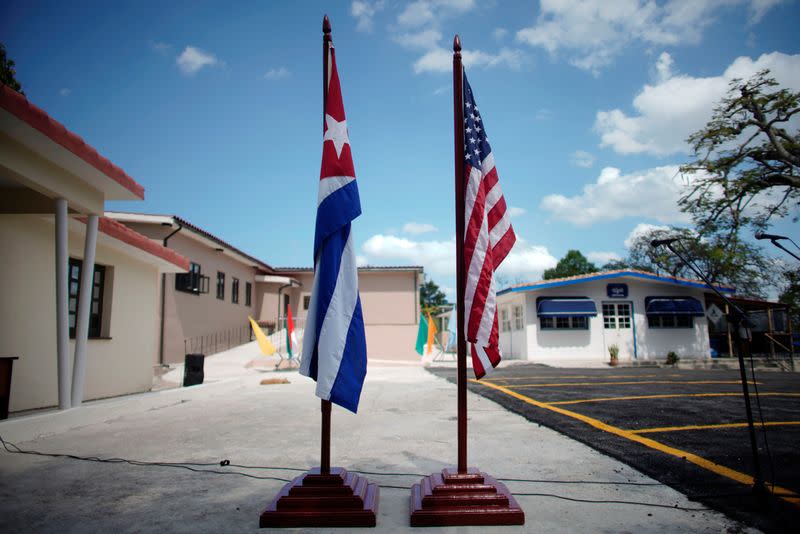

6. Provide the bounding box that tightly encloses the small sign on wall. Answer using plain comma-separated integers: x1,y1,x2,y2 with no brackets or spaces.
607,283,628,298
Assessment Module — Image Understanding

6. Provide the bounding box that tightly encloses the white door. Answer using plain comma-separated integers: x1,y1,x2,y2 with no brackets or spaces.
602,301,634,361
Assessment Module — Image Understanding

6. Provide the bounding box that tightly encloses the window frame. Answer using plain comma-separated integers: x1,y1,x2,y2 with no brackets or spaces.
513,304,524,330
647,314,694,329
68,257,107,339
216,271,225,300
500,308,511,332
540,315,589,330
232,277,240,304
245,282,252,307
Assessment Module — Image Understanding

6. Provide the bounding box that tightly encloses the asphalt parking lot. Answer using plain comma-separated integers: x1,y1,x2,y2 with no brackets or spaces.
430,364,800,533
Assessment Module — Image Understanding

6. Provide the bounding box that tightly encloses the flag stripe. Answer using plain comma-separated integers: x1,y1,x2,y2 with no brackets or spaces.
462,71,516,380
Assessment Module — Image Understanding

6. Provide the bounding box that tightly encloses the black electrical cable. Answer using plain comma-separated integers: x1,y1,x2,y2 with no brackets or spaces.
747,354,776,493
0,435,710,512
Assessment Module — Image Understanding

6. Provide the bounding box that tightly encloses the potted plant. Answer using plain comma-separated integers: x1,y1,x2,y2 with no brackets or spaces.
608,344,619,366
665,351,679,366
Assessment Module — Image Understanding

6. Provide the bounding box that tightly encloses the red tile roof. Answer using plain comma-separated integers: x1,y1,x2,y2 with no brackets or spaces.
0,84,144,199
95,217,189,270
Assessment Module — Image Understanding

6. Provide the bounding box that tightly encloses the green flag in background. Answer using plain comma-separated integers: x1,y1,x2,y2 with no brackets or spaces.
415,313,428,356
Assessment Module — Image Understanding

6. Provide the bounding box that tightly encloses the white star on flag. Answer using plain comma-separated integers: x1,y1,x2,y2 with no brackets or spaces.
323,113,349,158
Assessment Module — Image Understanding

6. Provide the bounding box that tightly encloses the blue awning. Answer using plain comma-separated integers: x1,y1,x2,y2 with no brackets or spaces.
645,296,704,316
537,298,598,317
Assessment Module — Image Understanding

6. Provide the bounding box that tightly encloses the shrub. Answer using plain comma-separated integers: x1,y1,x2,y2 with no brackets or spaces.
666,351,680,365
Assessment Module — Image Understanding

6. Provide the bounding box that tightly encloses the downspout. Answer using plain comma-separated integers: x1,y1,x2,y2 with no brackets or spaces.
159,221,183,364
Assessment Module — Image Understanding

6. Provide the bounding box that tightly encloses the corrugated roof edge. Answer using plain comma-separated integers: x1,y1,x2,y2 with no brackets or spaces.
105,211,274,273
77,217,190,270
0,84,144,199
497,269,736,296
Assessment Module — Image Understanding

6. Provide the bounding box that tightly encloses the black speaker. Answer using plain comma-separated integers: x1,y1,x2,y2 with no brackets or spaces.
183,353,205,387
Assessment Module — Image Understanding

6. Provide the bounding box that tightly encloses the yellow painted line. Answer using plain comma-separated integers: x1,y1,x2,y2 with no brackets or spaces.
549,392,800,406
488,374,682,381
496,380,757,388
630,421,800,434
472,379,800,506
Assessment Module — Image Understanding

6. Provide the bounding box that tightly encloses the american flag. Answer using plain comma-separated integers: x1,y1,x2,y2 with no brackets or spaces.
462,72,516,379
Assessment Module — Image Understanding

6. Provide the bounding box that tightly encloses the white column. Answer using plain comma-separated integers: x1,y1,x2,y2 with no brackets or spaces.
71,214,98,407
55,198,71,410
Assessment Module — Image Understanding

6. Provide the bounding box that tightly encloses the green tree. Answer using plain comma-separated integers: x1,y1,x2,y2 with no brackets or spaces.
543,250,598,280
420,276,447,311
1,44,24,94
680,70,799,236
624,225,774,298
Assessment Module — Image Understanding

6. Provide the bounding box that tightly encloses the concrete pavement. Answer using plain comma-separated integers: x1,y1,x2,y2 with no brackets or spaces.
0,342,754,532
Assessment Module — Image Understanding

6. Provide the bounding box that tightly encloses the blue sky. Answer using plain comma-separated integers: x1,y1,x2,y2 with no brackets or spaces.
2,0,798,299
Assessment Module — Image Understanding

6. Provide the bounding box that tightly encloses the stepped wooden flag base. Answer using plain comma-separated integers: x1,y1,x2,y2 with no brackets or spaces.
259,467,379,528
410,467,525,527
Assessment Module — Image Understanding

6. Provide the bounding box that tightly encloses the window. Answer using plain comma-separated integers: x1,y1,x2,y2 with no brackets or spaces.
513,305,524,330
603,303,631,329
232,278,239,304
540,316,588,330
245,282,252,307
648,315,693,329
68,258,106,338
216,272,225,300
500,308,511,332
303,295,311,311
175,262,209,294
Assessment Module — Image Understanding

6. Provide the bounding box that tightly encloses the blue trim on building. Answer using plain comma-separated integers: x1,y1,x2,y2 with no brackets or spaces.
497,271,735,296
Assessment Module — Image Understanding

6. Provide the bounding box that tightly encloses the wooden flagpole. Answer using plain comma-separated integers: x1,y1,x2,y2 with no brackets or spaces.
259,15,378,527
320,14,333,477
409,35,524,526
452,35,468,475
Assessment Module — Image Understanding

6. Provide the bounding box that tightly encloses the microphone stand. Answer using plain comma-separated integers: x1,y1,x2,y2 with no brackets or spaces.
661,242,769,501
764,237,800,262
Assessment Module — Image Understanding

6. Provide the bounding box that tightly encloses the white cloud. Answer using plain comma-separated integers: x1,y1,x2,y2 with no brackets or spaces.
571,150,595,168
540,165,693,226
595,51,800,156
749,0,785,23
403,222,438,234
351,1,385,32
534,109,553,121
398,1,436,26
150,41,172,55
508,206,526,217
393,28,443,50
362,234,455,275
58,88,71,97
624,222,671,249
493,28,508,41
654,51,674,82
496,245,558,280
433,85,449,96
516,0,785,74
356,255,369,267
362,232,556,285
176,46,218,75
263,67,290,80
414,46,523,73
587,251,622,265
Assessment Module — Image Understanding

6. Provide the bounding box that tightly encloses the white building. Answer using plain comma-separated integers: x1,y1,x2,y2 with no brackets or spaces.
496,270,735,366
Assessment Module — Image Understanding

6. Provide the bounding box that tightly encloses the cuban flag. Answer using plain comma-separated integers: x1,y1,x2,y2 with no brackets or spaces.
463,72,516,379
299,45,367,413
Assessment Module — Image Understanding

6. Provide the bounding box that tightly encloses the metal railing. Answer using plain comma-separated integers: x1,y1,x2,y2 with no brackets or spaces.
183,324,253,356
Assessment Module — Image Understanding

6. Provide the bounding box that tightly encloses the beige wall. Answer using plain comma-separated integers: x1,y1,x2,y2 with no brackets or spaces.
268,269,422,362
0,215,161,411
121,223,260,363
